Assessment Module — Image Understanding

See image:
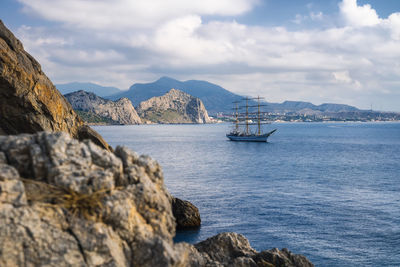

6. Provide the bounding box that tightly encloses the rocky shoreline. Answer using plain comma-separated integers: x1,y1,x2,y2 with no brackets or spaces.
0,132,313,266
0,19,314,266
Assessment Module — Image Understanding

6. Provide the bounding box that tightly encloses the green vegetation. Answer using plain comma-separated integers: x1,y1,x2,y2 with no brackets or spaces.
142,109,190,123
75,110,117,124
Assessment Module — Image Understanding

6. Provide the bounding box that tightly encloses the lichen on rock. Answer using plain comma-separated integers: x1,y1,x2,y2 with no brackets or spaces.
0,132,184,266
0,132,314,266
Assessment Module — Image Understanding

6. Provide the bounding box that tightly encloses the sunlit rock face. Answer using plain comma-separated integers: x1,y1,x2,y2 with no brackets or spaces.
0,20,110,151
65,90,142,125
137,89,211,124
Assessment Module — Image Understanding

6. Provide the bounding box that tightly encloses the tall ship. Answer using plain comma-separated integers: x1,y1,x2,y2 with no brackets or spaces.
226,96,276,142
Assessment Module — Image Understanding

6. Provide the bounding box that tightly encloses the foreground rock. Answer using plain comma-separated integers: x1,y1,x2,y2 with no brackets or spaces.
195,233,314,267
137,89,211,124
65,90,142,125
0,20,110,150
0,132,185,266
0,132,313,266
172,197,201,229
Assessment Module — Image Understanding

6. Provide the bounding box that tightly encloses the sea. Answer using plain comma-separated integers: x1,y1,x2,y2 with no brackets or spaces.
94,122,400,267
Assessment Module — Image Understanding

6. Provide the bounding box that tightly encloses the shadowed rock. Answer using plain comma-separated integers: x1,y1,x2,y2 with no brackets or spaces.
195,233,314,267
0,20,110,150
253,248,314,267
172,197,201,229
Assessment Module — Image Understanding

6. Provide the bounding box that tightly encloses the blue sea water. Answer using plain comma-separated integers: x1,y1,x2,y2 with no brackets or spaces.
94,122,400,266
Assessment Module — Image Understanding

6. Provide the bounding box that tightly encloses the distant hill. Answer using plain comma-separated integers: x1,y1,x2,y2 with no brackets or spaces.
56,82,122,97
107,77,245,115
267,101,359,114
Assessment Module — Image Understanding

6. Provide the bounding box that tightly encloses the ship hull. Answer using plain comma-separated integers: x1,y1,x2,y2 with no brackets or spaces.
226,129,276,142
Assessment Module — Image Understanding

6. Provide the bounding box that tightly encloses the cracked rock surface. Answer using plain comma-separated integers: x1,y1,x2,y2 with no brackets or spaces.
0,132,313,266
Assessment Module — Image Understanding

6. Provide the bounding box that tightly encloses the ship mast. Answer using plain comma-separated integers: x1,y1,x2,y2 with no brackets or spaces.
245,97,249,135
235,102,239,133
257,96,261,135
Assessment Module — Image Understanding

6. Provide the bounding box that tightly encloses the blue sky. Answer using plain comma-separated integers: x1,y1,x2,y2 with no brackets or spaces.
1,0,400,111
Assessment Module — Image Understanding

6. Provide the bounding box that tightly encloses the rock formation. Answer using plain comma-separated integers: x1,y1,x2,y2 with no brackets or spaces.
137,89,211,124
0,132,314,267
172,197,201,229
65,90,142,125
195,233,314,267
0,20,110,150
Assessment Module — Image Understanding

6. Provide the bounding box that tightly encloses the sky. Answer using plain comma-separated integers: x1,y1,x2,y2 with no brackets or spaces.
1,0,400,111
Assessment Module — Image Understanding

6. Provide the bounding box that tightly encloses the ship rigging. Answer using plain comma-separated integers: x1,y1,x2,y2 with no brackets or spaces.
226,96,276,142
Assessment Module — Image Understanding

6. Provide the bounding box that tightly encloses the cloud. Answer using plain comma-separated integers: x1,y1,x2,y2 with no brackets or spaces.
293,12,324,24
332,70,362,90
18,0,258,29
12,0,400,111
339,0,380,27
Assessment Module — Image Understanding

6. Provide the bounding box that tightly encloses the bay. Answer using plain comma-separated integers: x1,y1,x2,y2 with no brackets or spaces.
94,122,400,266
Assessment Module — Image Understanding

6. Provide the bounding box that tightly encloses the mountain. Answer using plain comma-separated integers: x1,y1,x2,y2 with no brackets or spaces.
65,90,141,124
108,77,244,115
137,89,211,124
108,77,362,116
56,82,122,97
267,101,359,114
315,103,359,112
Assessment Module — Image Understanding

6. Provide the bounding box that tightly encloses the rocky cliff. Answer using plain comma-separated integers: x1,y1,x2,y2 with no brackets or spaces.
0,20,110,150
137,89,211,124
0,132,314,267
65,90,141,125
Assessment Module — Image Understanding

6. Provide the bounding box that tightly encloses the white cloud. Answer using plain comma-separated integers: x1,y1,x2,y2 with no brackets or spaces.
293,11,323,24
332,70,362,90
12,0,400,111
333,71,353,83
339,0,380,27
386,13,400,40
18,0,258,29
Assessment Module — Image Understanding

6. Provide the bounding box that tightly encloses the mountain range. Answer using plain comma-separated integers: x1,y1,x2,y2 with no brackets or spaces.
108,77,244,115
58,77,363,115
